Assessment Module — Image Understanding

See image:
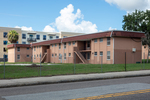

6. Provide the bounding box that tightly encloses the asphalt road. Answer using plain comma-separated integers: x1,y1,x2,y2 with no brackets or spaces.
0,76,150,100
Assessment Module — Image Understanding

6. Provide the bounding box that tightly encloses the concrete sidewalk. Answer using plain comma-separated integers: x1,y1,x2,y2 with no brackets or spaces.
0,70,150,88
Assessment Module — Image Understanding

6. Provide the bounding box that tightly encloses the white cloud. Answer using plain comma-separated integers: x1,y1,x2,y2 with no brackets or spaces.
44,4,98,33
43,25,56,32
105,0,150,12
108,27,117,30
15,26,33,31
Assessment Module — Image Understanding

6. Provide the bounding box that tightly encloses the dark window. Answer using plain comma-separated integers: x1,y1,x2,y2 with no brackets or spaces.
27,55,29,57
63,36,67,38
87,53,90,59
22,42,26,44
73,41,76,45
64,53,66,59
36,35,40,40
69,53,71,57
64,43,66,49
94,39,97,43
68,42,71,46
55,44,57,47
43,35,46,40
100,51,103,56
22,34,26,39
27,47,29,50
59,53,62,59
107,37,110,45
55,53,57,57
94,52,97,56
17,55,20,60
87,41,90,48
56,36,59,38
107,51,110,60
16,41,18,44
3,41,7,45
49,36,53,40
59,43,61,49
17,47,20,51
3,32,7,38
3,55,8,58
100,38,103,42
3,48,7,52
52,54,54,57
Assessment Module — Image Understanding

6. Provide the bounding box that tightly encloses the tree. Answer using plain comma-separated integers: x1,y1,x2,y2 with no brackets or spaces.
122,10,150,63
7,30,19,43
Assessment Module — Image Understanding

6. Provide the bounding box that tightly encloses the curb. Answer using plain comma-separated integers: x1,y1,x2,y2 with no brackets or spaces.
0,70,150,88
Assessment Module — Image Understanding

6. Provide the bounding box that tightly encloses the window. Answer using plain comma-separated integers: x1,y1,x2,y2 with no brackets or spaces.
52,44,54,47
64,53,66,60
52,54,54,57
16,41,18,44
59,53,62,59
56,36,59,38
149,51,150,56
64,43,66,49
94,52,97,56
3,41,7,45
39,46,41,48
49,36,53,40
17,55,20,60
63,36,67,38
68,42,71,46
55,44,57,47
37,54,38,57
100,38,103,42
100,51,103,56
3,55,8,59
17,47,20,52
43,35,46,40
73,41,76,45
94,39,97,43
87,41,90,48
37,46,38,49
107,51,110,60
34,47,36,51
22,34,26,39
69,53,71,57
3,32,7,38
87,53,90,59
107,37,110,46
3,48,6,52
22,42,26,44
27,47,29,50
27,55,29,58
34,55,36,59
36,35,40,40
59,43,61,49
55,53,57,57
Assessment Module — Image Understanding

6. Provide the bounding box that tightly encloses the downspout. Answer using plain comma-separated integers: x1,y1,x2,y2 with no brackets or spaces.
31,43,32,63
110,30,114,64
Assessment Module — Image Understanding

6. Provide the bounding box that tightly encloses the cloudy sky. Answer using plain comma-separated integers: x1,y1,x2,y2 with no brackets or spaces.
0,0,150,33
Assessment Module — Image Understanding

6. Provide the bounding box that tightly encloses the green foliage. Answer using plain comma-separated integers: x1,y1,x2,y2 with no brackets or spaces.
7,30,19,43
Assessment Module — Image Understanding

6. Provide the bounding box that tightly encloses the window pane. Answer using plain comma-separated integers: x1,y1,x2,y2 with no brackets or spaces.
107,51,110,59
43,35,46,40
100,51,103,56
94,39,97,43
94,52,97,56
3,32,7,38
22,34,26,39
107,37,110,45
100,38,103,42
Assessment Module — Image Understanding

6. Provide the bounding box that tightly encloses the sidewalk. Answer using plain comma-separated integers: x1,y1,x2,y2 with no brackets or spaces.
0,70,150,88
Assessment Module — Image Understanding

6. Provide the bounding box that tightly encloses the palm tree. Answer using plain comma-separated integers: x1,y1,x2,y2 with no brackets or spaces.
7,30,19,43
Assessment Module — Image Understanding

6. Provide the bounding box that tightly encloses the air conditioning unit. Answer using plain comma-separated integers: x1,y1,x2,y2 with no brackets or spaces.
132,48,136,53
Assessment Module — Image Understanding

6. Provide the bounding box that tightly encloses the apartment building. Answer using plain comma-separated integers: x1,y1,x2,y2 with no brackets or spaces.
7,30,145,64
0,26,85,60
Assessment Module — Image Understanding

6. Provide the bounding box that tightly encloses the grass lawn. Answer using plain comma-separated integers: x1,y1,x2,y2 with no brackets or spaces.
0,63,150,79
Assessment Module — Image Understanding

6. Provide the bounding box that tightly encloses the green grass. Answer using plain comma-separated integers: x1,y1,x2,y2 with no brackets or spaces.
0,63,150,79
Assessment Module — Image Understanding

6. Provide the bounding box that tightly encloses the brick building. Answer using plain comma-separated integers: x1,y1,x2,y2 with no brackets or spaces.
7,30,145,64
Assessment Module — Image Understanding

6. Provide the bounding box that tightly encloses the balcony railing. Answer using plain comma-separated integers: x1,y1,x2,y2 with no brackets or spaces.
27,38,36,42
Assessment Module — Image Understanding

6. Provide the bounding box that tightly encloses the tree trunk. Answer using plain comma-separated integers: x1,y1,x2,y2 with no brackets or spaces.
147,46,149,63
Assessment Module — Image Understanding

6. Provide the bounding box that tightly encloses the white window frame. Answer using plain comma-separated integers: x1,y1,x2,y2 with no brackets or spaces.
107,51,110,60
17,47,20,52
94,52,97,56
59,43,61,49
64,43,66,49
107,37,110,46
17,55,20,60
100,51,103,56
64,53,66,60
69,53,71,57
100,38,103,42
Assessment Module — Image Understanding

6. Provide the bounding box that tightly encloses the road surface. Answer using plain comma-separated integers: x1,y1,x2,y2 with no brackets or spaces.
0,76,150,100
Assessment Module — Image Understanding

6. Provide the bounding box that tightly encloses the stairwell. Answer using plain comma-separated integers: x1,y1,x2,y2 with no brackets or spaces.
41,53,47,63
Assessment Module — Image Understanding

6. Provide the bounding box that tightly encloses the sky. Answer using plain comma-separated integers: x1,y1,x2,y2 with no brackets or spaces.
0,0,150,33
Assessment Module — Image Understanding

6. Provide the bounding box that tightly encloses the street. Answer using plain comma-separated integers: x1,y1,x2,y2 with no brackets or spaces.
0,76,150,100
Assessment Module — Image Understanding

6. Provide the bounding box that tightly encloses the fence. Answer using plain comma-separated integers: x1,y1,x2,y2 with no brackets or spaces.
0,52,150,79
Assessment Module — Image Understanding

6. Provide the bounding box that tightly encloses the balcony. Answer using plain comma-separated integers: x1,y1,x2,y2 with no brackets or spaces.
27,38,36,42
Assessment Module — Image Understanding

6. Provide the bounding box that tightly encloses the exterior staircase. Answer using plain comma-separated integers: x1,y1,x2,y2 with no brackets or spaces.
41,53,47,63
74,47,88,64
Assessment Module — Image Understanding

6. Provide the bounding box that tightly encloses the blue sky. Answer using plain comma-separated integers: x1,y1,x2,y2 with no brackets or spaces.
0,0,150,33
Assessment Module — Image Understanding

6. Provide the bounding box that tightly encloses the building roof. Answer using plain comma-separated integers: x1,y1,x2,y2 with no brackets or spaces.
7,44,31,49
32,30,145,46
